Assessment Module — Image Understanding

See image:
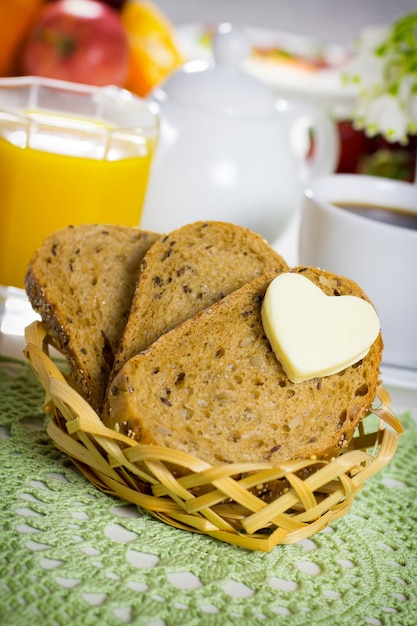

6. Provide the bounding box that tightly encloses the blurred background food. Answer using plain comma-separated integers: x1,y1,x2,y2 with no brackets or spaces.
121,0,184,96
20,0,131,86
0,0,184,94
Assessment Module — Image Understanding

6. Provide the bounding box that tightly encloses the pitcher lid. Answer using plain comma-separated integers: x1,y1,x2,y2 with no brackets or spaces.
151,23,278,117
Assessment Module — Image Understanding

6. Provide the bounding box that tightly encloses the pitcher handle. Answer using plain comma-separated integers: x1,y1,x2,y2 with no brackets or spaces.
277,99,340,183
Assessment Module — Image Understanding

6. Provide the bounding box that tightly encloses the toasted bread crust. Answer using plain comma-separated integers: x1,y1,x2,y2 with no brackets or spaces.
25,224,160,412
104,267,383,467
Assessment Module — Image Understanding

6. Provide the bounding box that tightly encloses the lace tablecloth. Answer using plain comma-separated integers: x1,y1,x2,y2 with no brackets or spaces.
1,356,416,626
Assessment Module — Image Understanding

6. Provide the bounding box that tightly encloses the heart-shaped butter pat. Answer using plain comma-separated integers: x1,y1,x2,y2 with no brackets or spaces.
261,273,380,383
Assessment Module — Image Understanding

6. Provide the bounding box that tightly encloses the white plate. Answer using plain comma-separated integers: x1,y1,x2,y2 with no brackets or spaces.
176,23,357,110
0,286,39,360
381,364,417,391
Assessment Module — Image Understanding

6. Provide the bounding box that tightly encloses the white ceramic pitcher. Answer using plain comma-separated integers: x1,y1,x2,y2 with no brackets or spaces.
141,23,339,242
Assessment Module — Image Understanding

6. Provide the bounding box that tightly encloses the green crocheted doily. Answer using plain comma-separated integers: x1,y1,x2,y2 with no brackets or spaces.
1,357,416,626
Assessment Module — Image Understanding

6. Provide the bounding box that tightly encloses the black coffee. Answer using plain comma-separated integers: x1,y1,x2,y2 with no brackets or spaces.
334,202,417,231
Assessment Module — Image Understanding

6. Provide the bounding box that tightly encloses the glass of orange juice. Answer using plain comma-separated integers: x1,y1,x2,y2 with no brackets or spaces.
0,76,158,348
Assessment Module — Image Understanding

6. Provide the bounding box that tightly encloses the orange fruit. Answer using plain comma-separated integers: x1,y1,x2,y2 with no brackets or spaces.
0,0,45,76
121,0,184,97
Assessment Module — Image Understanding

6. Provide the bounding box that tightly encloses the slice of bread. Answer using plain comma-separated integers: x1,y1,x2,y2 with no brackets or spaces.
25,224,160,413
110,221,289,379
104,266,383,469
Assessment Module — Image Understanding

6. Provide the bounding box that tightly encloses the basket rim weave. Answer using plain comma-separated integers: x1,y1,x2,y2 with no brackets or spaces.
24,320,403,552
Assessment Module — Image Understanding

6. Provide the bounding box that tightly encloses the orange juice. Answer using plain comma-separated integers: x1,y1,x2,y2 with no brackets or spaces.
0,108,156,289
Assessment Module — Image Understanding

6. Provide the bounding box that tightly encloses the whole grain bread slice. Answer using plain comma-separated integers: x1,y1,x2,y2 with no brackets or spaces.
103,266,383,470
110,221,289,380
25,224,160,413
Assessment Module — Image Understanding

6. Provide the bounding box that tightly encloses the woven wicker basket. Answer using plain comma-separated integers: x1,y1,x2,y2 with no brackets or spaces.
24,320,403,552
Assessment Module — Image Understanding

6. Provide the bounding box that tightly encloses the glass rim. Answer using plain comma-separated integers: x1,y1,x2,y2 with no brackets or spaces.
0,75,160,136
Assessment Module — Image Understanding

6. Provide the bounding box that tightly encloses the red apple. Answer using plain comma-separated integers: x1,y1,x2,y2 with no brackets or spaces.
22,0,130,87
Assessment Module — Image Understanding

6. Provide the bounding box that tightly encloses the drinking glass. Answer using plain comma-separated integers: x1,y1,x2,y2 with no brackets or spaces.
0,76,159,348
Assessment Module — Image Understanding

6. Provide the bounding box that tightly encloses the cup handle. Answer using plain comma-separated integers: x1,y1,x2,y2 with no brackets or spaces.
278,99,340,182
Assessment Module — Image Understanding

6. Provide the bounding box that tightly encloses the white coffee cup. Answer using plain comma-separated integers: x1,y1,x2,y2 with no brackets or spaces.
299,174,417,379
